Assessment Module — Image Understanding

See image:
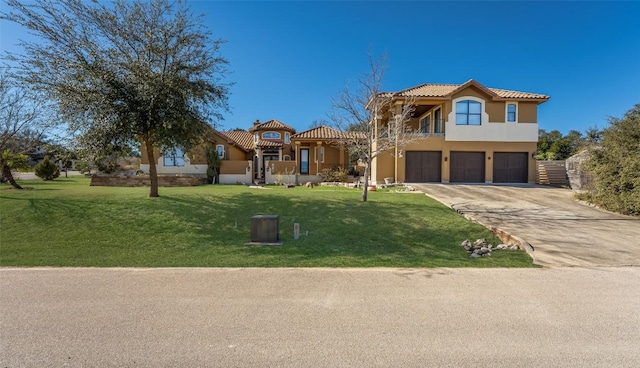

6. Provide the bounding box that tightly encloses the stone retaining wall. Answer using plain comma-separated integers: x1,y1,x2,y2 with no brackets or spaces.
90,175,207,187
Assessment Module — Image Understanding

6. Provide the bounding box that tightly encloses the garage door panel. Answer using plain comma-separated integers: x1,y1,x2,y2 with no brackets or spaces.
450,152,485,183
494,152,528,183
405,151,441,183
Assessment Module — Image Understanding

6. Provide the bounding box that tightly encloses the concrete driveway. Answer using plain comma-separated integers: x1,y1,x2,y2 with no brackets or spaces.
414,184,640,267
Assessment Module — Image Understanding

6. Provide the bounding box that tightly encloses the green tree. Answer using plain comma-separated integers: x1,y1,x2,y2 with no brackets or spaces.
2,0,230,197
584,104,640,216
205,146,221,184
585,124,603,144
34,155,60,180
0,150,30,189
537,129,585,160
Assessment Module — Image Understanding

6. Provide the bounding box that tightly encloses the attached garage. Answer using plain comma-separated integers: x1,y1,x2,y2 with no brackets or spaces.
493,152,528,183
405,151,442,182
450,151,485,183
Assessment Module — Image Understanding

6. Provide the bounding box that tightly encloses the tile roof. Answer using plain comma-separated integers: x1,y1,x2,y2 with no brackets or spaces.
292,126,343,139
256,139,282,148
220,130,254,152
292,125,366,140
383,79,549,101
250,119,296,133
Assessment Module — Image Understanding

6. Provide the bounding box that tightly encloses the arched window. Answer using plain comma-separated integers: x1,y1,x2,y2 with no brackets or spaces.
163,148,185,166
262,131,281,139
216,144,225,159
456,100,482,125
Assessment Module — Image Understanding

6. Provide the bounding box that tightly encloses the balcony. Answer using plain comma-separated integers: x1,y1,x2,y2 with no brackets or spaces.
417,118,446,136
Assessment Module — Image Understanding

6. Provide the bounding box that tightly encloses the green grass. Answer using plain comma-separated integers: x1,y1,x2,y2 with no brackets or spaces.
0,177,535,267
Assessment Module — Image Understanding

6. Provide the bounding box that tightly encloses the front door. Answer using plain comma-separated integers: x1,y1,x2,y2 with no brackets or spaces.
300,149,309,174
263,155,279,177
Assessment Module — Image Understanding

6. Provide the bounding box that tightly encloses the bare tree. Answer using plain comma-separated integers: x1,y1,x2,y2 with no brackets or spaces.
308,119,328,129
330,53,418,202
0,70,47,189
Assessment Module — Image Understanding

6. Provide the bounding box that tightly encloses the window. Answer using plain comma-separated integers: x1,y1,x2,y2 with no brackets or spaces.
434,108,444,133
507,103,517,122
262,131,281,139
300,149,309,174
456,100,482,125
254,132,258,143
163,148,185,166
420,115,431,134
284,132,290,144
314,146,324,163
216,144,225,159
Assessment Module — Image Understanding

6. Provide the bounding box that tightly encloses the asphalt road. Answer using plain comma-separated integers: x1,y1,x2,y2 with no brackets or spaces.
414,184,640,267
1,267,639,367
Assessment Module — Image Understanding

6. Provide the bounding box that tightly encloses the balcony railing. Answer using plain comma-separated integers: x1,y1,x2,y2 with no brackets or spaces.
410,132,445,137
417,118,446,135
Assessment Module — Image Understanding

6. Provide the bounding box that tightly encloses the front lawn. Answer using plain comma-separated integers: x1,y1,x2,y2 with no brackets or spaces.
0,177,534,267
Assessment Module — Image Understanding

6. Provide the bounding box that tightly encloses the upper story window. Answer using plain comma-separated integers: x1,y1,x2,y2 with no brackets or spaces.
456,100,482,125
254,132,258,143
163,148,185,167
506,103,517,122
284,132,290,144
262,131,281,139
419,115,431,133
216,144,225,159
433,108,444,133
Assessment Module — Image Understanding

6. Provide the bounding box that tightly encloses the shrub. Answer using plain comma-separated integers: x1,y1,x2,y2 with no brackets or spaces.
75,160,90,174
319,167,348,182
34,155,60,180
582,103,640,216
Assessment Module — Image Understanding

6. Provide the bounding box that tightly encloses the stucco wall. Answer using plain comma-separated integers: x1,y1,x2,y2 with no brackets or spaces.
372,137,536,184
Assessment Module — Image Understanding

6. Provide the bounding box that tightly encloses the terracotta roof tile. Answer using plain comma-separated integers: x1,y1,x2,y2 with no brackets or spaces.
292,126,366,140
292,126,343,139
250,119,296,132
383,80,549,101
489,88,549,100
256,139,282,148
220,130,254,152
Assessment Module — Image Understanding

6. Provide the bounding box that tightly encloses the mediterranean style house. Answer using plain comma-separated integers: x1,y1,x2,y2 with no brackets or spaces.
371,79,549,184
139,120,356,184
139,79,549,185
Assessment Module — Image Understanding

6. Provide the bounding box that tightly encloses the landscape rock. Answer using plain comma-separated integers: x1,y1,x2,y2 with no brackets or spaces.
461,240,472,251
461,238,522,257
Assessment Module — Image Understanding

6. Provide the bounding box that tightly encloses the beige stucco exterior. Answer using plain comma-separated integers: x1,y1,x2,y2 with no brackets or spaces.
291,140,348,176
372,80,548,184
374,137,537,183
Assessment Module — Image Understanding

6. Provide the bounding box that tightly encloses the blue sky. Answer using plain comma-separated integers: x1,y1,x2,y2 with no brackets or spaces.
2,1,640,135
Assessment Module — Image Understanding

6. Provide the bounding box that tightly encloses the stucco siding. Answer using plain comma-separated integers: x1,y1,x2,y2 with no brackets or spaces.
373,138,536,184
518,102,538,123
444,121,539,142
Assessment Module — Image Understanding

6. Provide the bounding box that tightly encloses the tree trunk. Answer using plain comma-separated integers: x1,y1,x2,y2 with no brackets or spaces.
361,161,370,202
1,164,23,190
144,139,159,197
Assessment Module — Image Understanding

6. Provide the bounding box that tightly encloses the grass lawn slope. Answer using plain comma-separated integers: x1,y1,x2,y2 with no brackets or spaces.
0,177,534,267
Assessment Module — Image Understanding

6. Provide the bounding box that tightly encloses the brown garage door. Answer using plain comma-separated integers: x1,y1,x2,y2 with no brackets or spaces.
405,151,441,182
493,152,528,183
450,152,485,183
